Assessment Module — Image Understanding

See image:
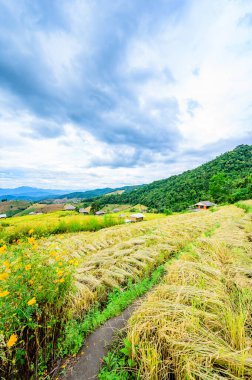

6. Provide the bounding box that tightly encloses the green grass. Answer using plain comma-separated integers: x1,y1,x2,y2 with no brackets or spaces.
0,211,164,245
235,201,252,213
0,213,123,244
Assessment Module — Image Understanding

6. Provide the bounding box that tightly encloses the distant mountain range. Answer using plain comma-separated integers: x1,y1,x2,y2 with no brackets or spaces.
0,185,141,201
0,186,73,201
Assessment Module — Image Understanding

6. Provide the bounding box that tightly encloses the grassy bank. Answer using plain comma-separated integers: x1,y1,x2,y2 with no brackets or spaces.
109,211,252,379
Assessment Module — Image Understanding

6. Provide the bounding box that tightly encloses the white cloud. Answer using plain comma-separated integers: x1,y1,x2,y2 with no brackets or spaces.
0,0,251,189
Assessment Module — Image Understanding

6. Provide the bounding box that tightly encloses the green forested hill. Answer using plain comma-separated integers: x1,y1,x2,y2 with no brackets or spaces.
93,145,252,212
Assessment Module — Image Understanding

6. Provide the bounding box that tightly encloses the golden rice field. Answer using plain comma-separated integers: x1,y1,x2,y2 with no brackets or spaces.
126,205,252,379
0,210,164,244
0,204,249,378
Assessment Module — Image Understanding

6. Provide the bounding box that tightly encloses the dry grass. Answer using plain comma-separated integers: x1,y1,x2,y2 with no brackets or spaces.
127,209,252,379
40,206,243,316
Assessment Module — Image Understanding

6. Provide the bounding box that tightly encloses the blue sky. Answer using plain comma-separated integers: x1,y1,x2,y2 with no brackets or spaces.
0,0,251,189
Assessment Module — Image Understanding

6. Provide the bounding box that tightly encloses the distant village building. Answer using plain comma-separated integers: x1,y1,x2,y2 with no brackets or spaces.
29,212,36,215
79,208,89,214
119,213,126,218
112,208,120,213
130,213,144,222
64,204,76,211
95,210,106,216
0,214,7,219
194,201,216,210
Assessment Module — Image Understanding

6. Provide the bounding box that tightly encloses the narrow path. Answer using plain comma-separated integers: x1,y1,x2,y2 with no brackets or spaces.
62,303,138,380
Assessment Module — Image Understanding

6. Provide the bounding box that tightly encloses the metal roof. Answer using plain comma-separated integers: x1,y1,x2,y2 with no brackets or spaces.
195,201,215,206
130,213,144,218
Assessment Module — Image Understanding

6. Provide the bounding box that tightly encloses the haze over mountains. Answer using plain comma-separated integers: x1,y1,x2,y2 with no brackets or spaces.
0,185,140,201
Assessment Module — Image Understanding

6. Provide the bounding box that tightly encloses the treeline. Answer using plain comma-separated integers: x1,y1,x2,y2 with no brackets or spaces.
91,145,252,212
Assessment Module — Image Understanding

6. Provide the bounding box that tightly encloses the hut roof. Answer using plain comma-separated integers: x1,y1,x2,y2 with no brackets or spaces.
0,213,7,218
195,201,215,207
96,210,105,215
130,213,144,218
79,208,88,213
64,204,76,210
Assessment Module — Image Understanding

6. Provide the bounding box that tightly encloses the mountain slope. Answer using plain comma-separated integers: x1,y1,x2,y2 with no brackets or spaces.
93,145,252,212
57,185,141,200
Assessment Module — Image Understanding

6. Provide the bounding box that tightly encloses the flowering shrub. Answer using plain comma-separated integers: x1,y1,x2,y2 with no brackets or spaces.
0,236,75,378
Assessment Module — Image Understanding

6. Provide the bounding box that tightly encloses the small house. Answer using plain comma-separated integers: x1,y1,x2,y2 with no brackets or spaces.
29,212,36,215
95,210,106,216
79,208,89,214
112,208,120,213
195,201,215,210
130,213,144,222
0,214,7,219
64,204,76,211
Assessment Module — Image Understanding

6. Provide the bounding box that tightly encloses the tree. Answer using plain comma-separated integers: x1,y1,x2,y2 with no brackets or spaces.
209,173,230,203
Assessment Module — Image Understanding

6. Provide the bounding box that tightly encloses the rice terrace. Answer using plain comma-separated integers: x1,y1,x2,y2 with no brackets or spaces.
0,199,251,379
1,1,252,379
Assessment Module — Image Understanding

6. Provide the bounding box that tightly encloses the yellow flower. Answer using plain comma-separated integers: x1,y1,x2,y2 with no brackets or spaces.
27,297,36,306
0,245,7,253
58,278,65,283
68,259,74,265
7,334,18,348
28,237,35,244
28,229,34,235
28,279,34,285
56,269,64,277
50,251,56,257
3,261,10,269
0,273,9,281
0,290,9,297
25,264,31,271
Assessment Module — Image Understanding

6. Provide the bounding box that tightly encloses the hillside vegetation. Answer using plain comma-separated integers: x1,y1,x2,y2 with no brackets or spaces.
93,145,252,212
0,205,241,378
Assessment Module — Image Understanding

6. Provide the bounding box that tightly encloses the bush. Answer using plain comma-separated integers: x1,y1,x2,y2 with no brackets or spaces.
0,238,75,378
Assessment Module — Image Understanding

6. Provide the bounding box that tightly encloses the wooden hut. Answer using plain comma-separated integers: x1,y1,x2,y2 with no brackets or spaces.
130,213,144,222
194,201,215,210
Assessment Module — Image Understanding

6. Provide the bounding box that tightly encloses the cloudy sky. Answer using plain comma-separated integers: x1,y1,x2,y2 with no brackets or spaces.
0,0,251,190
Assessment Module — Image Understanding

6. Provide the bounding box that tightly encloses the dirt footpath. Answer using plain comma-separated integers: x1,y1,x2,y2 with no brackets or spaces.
62,304,137,380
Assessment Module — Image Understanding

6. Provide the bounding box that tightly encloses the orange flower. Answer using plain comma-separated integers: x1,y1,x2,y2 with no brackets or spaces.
25,264,31,271
0,290,9,297
27,297,36,306
7,334,18,348
0,273,9,281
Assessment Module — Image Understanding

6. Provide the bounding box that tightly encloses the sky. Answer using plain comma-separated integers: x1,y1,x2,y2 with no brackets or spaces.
0,0,251,190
